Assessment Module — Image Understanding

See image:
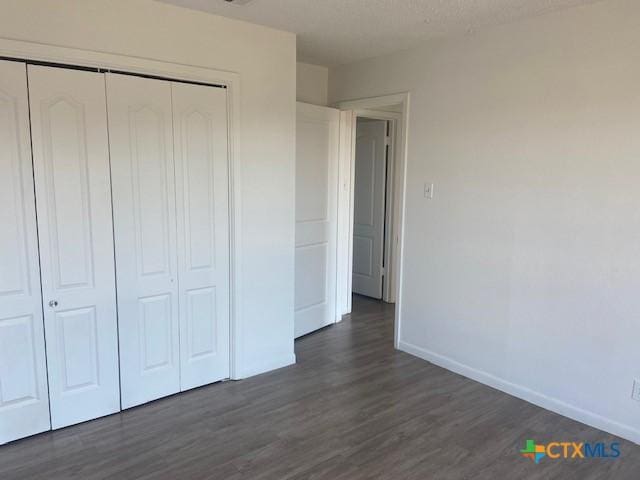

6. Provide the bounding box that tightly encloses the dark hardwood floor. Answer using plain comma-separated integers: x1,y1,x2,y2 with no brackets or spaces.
1,295,638,479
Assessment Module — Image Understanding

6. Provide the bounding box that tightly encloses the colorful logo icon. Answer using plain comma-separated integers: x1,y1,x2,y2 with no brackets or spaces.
521,440,546,464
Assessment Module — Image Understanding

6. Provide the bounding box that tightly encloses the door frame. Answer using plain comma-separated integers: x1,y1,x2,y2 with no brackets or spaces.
336,93,410,348
0,38,245,379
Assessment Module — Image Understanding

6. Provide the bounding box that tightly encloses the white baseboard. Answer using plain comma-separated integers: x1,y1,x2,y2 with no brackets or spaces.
239,353,296,379
398,341,640,445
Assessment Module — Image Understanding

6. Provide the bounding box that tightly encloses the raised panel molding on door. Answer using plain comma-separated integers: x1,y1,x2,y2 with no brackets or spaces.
106,73,180,408
352,119,387,299
172,82,230,391
295,102,340,338
0,60,51,445
28,65,120,429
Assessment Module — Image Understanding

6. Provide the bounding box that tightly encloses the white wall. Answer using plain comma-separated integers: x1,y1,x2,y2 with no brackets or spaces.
297,62,329,106
0,0,296,378
330,0,640,443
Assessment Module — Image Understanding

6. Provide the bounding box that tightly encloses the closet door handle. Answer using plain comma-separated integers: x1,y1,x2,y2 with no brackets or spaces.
48,300,59,308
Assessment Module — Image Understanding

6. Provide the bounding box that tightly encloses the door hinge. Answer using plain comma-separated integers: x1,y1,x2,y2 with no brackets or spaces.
384,136,391,146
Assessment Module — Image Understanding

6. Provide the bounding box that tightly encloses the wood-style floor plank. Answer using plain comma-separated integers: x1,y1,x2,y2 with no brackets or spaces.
0,295,638,479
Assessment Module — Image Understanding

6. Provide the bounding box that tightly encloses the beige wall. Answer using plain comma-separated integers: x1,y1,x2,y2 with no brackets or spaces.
330,0,640,442
0,0,297,378
297,62,328,106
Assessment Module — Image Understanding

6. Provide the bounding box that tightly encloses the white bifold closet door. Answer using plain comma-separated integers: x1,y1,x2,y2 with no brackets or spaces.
0,60,51,445
27,65,120,429
106,74,180,408
172,82,230,391
106,74,230,408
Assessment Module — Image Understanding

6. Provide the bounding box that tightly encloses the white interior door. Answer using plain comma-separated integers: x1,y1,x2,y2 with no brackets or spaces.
295,102,339,338
352,119,387,299
172,82,230,391
106,73,180,409
28,65,120,429
0,60,51,444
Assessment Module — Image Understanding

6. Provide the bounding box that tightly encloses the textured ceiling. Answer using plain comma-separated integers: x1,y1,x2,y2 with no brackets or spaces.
159,0,602,66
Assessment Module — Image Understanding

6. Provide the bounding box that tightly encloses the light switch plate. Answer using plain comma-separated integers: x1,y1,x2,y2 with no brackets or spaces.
632,379,640,402
424,182,434,199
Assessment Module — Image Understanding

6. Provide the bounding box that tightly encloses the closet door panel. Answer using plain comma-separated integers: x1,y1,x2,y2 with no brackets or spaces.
28,65,120,429
172,82,230,391
106,73,180,408
0,60,51,445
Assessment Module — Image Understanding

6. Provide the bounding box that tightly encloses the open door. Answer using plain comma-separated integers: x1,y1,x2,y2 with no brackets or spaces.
352,119,387,299
295,102,339,338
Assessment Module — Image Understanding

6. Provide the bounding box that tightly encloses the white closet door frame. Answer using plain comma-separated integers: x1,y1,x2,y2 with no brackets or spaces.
0,60,51,445
0,38,244,377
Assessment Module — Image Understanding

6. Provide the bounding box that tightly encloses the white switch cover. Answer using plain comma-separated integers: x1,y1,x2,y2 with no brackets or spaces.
424,182,434,199
632,379,640,402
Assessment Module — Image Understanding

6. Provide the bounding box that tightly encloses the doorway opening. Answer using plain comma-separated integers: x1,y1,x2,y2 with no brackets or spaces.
335,93,409,347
